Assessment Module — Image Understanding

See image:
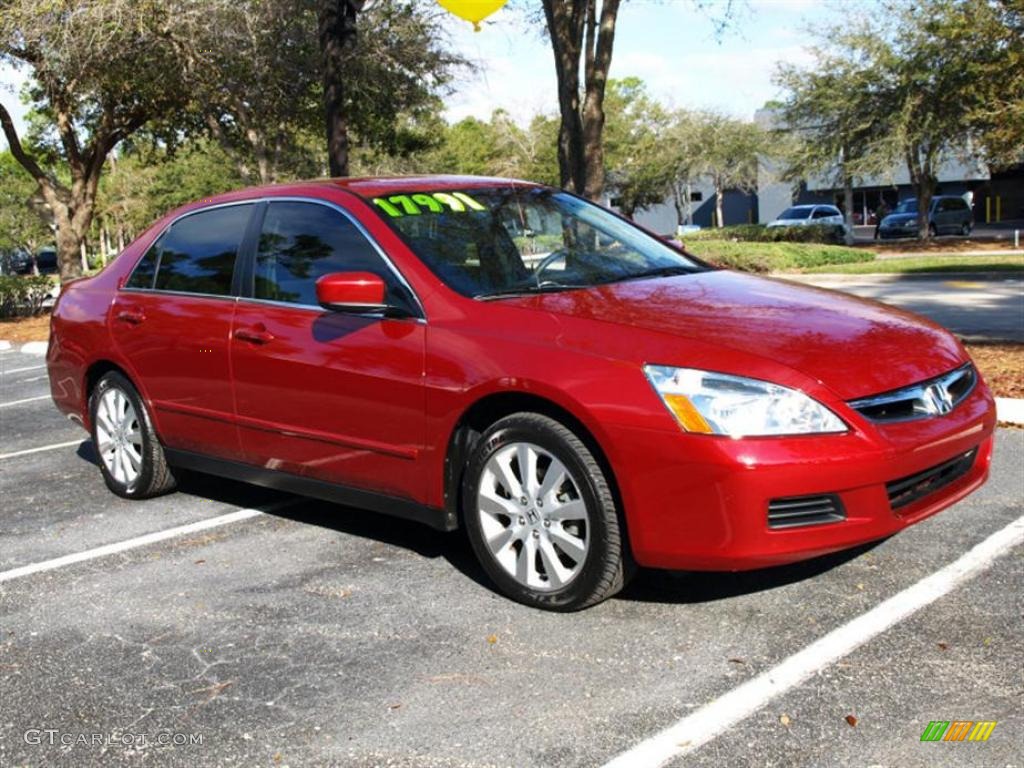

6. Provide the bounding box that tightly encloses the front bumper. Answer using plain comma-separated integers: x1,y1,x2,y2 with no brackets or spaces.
609,378,996,570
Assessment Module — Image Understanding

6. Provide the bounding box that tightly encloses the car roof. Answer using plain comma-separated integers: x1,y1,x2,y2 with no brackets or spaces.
179,175,542,211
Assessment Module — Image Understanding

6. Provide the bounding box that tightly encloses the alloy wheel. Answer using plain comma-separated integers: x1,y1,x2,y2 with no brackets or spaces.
95,387,143,487
476,442,590,591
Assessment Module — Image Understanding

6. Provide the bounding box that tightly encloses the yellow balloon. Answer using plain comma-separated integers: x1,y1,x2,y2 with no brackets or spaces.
436,0,508,31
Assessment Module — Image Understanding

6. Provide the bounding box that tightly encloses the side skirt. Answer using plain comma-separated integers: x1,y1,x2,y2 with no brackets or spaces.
164,448,457,532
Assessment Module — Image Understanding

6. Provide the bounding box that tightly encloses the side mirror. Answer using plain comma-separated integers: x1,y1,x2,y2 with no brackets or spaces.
315,271,388,314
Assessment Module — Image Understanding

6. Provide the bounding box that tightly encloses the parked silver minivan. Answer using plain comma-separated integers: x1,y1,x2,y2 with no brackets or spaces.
877,196,973,239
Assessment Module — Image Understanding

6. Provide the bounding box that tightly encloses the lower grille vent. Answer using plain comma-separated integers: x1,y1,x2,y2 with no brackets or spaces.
768,495,846,529
887,449,977,511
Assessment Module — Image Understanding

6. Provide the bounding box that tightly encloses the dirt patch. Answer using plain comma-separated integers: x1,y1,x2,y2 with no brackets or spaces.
965,343,1024,399
0,314,50,343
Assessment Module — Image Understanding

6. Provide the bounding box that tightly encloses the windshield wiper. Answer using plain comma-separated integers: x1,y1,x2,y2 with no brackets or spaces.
475,283,586,301
603,265,697,284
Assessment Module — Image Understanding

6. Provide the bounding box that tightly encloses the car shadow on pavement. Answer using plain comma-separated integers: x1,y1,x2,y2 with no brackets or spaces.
619,540,886,605
73,444,888,603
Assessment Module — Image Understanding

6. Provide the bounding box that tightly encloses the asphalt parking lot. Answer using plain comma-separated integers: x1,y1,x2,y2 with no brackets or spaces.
1,344,1022,768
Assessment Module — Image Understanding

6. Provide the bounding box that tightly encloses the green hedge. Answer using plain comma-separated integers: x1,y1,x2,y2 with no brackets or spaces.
0,275,56,318
683,223,845,244
686,240,875,274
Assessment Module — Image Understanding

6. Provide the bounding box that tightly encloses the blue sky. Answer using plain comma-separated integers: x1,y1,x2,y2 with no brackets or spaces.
443,0,845,123
0,0,847,144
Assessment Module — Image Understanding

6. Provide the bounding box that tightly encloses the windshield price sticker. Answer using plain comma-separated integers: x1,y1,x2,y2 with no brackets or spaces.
374,192,486,217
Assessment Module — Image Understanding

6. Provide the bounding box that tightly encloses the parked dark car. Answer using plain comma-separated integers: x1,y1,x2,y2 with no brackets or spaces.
13,247,59,275
877,196,973,239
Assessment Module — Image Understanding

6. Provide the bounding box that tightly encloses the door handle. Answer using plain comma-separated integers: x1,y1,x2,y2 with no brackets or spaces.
116,309,145,325
234,325,275,345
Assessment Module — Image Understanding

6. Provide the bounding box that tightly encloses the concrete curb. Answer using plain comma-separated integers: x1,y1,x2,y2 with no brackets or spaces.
0,340,47,355
996,398,1024,425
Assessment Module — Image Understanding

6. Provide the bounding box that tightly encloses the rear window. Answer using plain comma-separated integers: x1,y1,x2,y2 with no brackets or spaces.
779,207,812,220
812,207,838,219
151,204,251,296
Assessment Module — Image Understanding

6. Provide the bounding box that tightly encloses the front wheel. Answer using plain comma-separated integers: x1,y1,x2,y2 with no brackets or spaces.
462,413,630,611
89,371,177,499
961,222,972,236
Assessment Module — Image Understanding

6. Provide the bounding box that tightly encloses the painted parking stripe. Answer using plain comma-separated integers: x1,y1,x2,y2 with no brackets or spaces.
1,365,45,374
12,375,48,384
0,395,50,408
601,514,1024,768
0,439,85,461
0,500,297,584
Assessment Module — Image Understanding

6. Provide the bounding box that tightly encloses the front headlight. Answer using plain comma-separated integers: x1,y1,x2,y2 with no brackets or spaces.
643,365,847,438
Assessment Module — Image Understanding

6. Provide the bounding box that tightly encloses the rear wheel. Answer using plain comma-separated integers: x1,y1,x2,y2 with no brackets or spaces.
928,223,938,238
89,371,176,499
462,412,630,611
960,221,972,236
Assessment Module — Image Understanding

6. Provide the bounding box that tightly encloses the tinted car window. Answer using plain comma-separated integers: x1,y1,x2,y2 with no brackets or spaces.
153,205,251,296
811,208,833,219
779,207,812,220
254,201,400,307
126,243,159,289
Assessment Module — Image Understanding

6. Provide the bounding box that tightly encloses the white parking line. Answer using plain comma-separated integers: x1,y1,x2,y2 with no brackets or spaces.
0,439,85,461
0,395,50,408
0,500,296,584
1,365,45,374
601,514,1024,768
12,375,48,383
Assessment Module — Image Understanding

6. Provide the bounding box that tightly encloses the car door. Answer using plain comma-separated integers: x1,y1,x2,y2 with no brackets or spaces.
229,198,427,501
111,203,253,458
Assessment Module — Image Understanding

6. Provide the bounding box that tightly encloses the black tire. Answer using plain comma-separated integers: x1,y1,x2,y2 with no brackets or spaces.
89,371,177,499
461,412,630,611
961,222,971,236
928,223,938,238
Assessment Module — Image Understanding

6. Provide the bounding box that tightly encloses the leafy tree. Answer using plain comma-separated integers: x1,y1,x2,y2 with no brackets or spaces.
317,0,465,177
662,109,705,228
0,151,52,272
774,0,1023,239
696,113,765,228
602,78,673,218
538,0,742,201
0,0,213,282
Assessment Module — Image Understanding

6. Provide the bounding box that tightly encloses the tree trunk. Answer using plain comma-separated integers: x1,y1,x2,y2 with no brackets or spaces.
543,0,586,193
715,182,725,228
671,182,685,227
580,0,620,201
544,0,620,200
843,172,855,245
318,0,358,178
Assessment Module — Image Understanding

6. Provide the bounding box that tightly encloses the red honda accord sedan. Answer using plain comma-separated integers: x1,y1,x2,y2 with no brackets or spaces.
47,176,996,610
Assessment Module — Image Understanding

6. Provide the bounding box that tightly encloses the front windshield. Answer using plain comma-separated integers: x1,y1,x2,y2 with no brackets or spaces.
372,186,705,298
778,207,812,220
893,199,918,214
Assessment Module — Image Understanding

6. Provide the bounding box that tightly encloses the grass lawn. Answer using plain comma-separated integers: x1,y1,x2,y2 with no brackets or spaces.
801,254,1024,274
684,239,874,273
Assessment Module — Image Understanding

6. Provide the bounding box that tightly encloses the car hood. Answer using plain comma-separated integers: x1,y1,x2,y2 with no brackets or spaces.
509,270,965,400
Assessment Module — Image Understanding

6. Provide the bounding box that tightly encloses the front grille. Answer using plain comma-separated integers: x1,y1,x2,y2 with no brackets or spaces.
768,495,846,529
848,364,976,423
887,448,978,511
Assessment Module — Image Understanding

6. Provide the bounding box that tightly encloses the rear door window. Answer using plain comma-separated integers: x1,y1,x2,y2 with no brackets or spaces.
151,204,252,296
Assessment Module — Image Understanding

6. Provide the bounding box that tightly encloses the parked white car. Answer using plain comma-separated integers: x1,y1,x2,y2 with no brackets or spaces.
767,204,846,230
